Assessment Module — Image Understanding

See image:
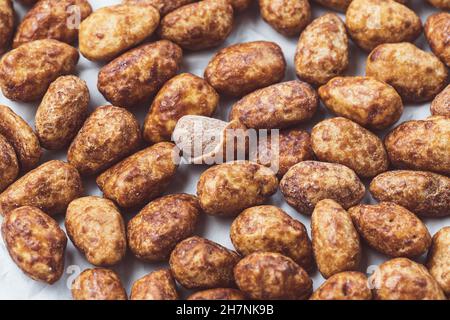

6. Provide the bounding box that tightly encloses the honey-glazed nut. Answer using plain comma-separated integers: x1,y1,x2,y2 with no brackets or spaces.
204,41,286,97
311,117,389,178
234,252,313,300
0,160,83,216
0,134,18,192
370,170,450,218
427,227,450,296
65,197,126,267
259,0,311,36
427,0,450,9
169,236,240,289
230,205,313,271
122,0,196,16
230,0,253,12
312,199,361,279
159,0,234,51
1,206,67,284
425,12,450,67
143,73,219,144
71,268,128,300
98,40,182,108
97,142,178,209
349,202,431,258
35,76,90,150
0,0,14,54
188,288,247,300
130,269,179,300
312,0,351,11
370,258,446,300
318,77,403,130
127,194,201,262
384,116,450,175
310,272,372,300
0,105,42,172
256,128,314,177
280,161,365,215
295,13,348,86
229,80,318,129
68,105,141,176
0,39,79,102
431,85,450,117
197,161,278,217
366,42,448,102
346,0,422,52
79,4,160,62
13,0,92,48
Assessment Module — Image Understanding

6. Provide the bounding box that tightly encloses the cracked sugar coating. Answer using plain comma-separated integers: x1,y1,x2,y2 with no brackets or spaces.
370,170,450,218
2,206,67,284
370,258,446,300
130,269,179,300
122,0,196,16
310,272,372,300
128,194,201,262
312,199,361,279
280,161,365,215
98,40,182,108
188,288,247,300
427,227,450,297
349,202,431,258
72,268,128,300
234,252,312,300
425,12,450,67
0,134,18,192
159,0,234,51
65,197,126,267
431,85,450,117
170,236,240,289
205,41,286,97
230,205,314,271
295,13,348,86
0,0,14,54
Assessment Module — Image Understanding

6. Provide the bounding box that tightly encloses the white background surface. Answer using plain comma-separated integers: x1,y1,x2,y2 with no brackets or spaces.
0,0,448,300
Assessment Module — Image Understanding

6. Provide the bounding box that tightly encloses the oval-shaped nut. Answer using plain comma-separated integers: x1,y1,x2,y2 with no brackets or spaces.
128,194,201,262
0,105,41,172
230,81,318,129
1,206,67,284
370,258,446,300
319,77,403,130
160,0,233,51
0,39,79,102
71,268,128,300
130,269,179,300
231,205,313,271
431,85,450,117
98,40,182,108
346,0,422,52
122,0,196,16
143,73,219,144
256,128,314,177
68,106,141,176
427,227,450,297
0,160,83,216
384,116,450,175
310,272,372,300
13,0,92,48
204,41,286,97
197,161,278,217
0,134,18,192
97,143,178,209
280,161,365,215
0,0,14,54
79,4,160,61
312,199,361,279
349,202,431,258
366,43,448,102
65,197,126,266
425,12,450,67
370,170,450,218
234,252,312,300
35,76,89,150
311,117,389,178
259,0,311,36
169,236,240,289
427,0,450,10
295,13,348,86
188,288,247,300
312,0,351,11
